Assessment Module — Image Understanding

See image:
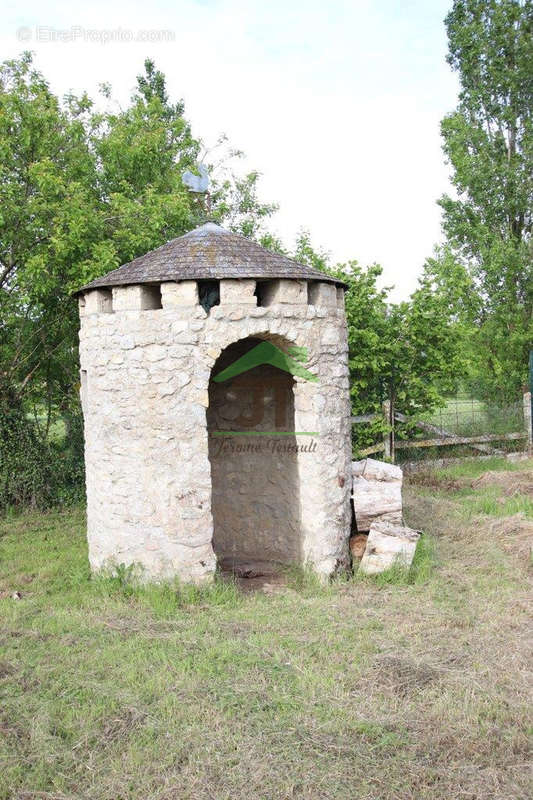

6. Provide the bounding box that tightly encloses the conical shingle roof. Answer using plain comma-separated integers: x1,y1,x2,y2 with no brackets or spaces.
78,222,346,292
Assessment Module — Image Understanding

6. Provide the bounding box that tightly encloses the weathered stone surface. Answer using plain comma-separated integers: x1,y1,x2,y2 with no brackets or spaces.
349,533,368,560
356,458,402,482
220,279,257,305
359,520,420,574
79,279,352,583
161,281,198,307
81,289,113,315
308,281,337,308
261,279,307,305
112,285,161,311
352,458,403,531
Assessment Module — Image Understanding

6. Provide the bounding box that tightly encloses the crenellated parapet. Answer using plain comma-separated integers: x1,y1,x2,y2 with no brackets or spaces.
79,277,344,316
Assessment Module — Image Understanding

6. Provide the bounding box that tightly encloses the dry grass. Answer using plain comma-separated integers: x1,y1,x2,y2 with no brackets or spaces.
0,460,532,799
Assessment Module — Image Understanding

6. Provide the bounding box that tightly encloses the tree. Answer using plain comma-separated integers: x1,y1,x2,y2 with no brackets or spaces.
438,0,533,401
0,53,468,505
296,233,466,453
342,263,465,453
0,54,279,508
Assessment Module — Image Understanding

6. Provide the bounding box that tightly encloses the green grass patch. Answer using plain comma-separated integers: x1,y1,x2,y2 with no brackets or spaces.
457,487,533,519
434,456,533,480
0,474,531,800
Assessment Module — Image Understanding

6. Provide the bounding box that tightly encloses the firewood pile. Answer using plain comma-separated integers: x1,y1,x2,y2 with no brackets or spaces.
350,458,420,573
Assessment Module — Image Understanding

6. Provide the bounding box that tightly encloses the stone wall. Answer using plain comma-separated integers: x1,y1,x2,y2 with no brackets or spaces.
78,279,352,582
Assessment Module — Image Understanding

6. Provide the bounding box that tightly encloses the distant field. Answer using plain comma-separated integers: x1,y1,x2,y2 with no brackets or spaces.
26,411,66,445
424,395,524,437
0,458,532,799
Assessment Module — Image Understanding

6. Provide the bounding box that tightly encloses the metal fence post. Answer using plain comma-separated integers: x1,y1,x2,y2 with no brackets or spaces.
390,395,395,463
525,350,533,454
524,391,532,454
382,399,395,462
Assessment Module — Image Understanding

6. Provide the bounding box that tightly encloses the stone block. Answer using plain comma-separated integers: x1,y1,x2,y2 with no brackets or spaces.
112,285,162,311
352,458,403,531
81,289,113,315
308,282,337,307
353,458,402,483
260,279,307,305
349,533,368,560
321,325,340,346
161,281,199,307
220,279,257,305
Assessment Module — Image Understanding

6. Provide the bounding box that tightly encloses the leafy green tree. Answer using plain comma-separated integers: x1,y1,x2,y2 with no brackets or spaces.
438,0,533,401
0,52,470,504
210,164,280,242
0,54,278,508
0,54,97,506
295,233,466,453
342,263,465,453
0,54,97,426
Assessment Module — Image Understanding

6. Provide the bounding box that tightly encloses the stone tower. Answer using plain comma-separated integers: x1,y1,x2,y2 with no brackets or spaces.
77,223,352,582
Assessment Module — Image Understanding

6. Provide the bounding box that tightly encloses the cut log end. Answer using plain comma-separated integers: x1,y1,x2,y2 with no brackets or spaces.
358,521,421,575
349,533,368,561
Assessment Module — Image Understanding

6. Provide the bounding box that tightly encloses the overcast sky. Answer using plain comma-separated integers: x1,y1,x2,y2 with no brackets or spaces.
2,0,459,300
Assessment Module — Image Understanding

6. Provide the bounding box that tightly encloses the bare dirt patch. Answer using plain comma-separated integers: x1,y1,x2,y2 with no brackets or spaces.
374,655,440,697
0,661,16,679
219,560,291,593
472,469,533,494
407,467,533,497
488,513,533,564
406,472,464,491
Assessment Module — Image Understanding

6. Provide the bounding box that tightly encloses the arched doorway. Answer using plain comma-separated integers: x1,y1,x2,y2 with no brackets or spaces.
207,336,302,575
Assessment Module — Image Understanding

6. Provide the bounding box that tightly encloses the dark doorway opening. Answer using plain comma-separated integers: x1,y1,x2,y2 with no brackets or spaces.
207,337,302,578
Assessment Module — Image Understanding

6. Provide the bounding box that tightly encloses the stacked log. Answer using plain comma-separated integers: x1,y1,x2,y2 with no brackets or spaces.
359,520,420,575
351,458,420,574
352,458,403,532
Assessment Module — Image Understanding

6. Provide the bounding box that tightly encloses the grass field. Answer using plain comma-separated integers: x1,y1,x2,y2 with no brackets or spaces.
424,396,524,437
0,459,532,799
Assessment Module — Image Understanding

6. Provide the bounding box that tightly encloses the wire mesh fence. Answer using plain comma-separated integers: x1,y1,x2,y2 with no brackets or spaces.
354,392,530,464
395,395,526,463
421,396,524,438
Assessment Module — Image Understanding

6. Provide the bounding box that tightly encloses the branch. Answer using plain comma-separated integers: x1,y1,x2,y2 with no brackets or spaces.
0,261,15,289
